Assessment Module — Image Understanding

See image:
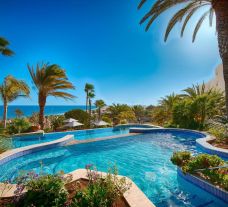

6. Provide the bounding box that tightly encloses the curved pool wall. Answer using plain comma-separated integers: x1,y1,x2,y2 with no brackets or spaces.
114,123,161,129
0,128,227,206
129,127,206,137
196,134,228,158
0,135,73,165
11,127,130,148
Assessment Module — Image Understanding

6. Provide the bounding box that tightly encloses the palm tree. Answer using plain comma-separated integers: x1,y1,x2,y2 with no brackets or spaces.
182,84,225,125
108,104,133,125
28,63,75,129
0,37,14,56
132,105,145,123
160,93,180,110
88,91,95,118
138,0,228,114
95,99,106,120
15,109,24,118
159,93,181,122
0,76,30,128
84,83,94,113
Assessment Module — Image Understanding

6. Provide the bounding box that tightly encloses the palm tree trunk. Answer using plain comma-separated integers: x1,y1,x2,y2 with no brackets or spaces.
3,100,8,129
89,99,92,117
213,0,228,116
98,108,101,121
86,92,88,113
39,93,46,129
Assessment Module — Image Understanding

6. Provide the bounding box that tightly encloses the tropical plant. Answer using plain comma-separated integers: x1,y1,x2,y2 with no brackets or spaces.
72,165,131,207
0,37,14,57
118,110,136,124
171,151,191,166
138,0,228,115
0,76,30,128
29,112,40,126
49,115,65,131
14,172,68,207
15,109,24,118
28,63,75,129
84,83,94,113
159,93,181,121
132,105,145,123
88,91,95,118
108,104,134,125
95,99,106,121
7,118,30,134
65,109,90,128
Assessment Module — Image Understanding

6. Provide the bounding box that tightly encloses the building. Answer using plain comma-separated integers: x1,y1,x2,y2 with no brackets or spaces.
204,64,225,91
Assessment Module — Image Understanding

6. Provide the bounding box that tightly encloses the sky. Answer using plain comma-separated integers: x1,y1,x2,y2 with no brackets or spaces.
0,0,221,106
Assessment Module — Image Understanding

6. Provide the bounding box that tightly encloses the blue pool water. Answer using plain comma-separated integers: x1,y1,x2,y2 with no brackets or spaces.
0,130,226,207
12,127,130,148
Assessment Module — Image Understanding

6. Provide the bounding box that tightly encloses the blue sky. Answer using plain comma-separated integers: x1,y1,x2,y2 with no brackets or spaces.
0,0,221,106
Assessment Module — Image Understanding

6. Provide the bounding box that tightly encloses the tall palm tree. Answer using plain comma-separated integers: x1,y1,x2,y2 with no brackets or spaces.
88,91,95,118
28,63,75,129
0,37,14,56
84,83,94,113
138,0,228,114
95,99,106,120
0,76,30,128
159,92,180,121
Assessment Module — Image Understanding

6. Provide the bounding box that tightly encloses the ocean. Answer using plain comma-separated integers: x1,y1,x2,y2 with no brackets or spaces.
0,105,96,119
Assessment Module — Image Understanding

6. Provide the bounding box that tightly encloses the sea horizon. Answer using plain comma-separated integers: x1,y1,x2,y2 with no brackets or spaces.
0,105,96,119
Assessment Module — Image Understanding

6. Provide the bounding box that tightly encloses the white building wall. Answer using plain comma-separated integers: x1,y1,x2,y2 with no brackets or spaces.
204,64,225,92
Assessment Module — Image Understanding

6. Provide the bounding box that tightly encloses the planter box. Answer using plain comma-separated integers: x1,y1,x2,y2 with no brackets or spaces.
177,168,228,203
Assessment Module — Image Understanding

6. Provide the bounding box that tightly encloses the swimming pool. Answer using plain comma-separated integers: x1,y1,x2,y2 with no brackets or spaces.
11,127,130,148
0,130,226,206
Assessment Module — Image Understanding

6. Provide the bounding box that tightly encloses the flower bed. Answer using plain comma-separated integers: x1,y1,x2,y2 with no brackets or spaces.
0,165,154,207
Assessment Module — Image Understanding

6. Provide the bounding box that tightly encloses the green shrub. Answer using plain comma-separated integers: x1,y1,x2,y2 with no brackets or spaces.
17,173,68,207
72,165,131,207
25,125,40,132
170,151,191,167
185,154,224,174
7,118,30,134
65,109,90,128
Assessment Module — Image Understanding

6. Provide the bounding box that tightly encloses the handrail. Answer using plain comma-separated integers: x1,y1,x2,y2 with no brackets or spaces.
194,164,228,172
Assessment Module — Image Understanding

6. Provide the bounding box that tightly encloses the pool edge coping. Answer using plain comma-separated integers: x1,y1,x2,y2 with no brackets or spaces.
0,169,155,207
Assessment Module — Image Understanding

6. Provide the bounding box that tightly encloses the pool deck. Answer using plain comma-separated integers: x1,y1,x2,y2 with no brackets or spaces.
65,133,139,145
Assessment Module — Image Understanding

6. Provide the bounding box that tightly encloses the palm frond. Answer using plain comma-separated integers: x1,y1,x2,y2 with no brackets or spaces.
1,48,14,56
209,7,214,26
164,1,198,41
48,91,75,100
0,37,9,46
138,0,147,9
192,10,210,42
